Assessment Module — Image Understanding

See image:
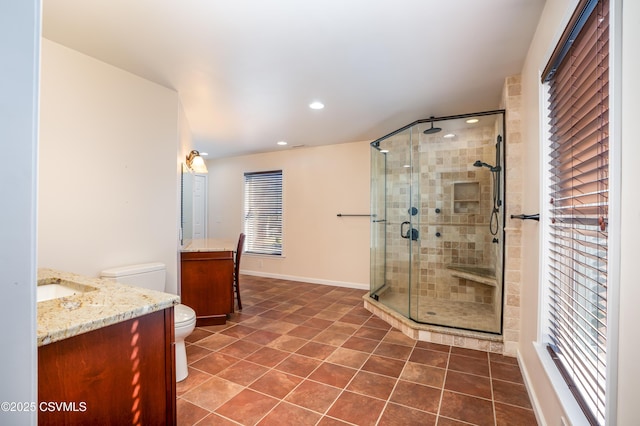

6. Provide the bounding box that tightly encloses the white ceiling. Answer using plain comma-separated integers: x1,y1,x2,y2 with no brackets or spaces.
42,0,545,159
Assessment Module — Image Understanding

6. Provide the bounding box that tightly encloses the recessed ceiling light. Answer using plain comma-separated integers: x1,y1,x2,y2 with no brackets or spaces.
309,101,325,110
443,133,455,138
276,141,288,146
466,118,480,124
199,152,209,156
380,149,389,153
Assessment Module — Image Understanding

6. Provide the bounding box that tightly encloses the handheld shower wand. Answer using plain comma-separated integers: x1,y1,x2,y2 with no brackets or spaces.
473,160,501,172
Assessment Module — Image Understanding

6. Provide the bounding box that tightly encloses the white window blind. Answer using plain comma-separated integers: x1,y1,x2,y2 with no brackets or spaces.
244,170,283,255
543,0,609,424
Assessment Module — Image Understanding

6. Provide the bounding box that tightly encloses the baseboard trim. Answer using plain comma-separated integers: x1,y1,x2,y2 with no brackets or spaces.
517,347,547,426
240,269,369,290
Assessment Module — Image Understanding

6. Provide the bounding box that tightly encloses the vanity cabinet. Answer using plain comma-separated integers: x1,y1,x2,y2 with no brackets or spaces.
38,308,176,425
180,250,234,325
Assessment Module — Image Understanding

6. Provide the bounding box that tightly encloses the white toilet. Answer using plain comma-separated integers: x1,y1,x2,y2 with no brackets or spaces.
100,262,196,382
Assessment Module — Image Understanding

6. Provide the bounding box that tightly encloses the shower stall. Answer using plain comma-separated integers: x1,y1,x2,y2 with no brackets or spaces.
370,111,505,334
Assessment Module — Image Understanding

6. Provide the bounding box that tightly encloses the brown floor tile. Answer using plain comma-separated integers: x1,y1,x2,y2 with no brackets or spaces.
259,309,289,320
373,341,413,360
491,361,524,383
444,370,492,399
389,380,441,413
284,380,341,413
439,390,495,426
287,325,322,339
280,312,310,324
190,352,240,375
451,346,490,359
346,370,397,400
325,322,360,335
490,352,519,365
220,324,258,339
352,326,388,340
177,367,213,396
176,398,209,426
316,416,353,426
400,361,446,388
192,412,240,426
308,362,357,388
326,391,386,426
338,313,370,326
341,336,380,353
363,316,393,330
296,341,337,360
185,328,214,343
302,317,334,330
267,334,308,352
249,370,302,399
275,353,322,377
382,329,418,347
257,402,321,426
325,347,370,369
195,333,238,351
436,416,475,426
495,402,538,425
378,402,437,426
217,339,262,359
215,359,269,386
215,389,279,425
312,330,351,346
242,329,282,345
244,346,290,368
415,340,451,353
185,344,212,364
181,376,244,412
409,347,449,368
448,354,490,377
361,355,406,378
261,320,298,334
492,379,533,409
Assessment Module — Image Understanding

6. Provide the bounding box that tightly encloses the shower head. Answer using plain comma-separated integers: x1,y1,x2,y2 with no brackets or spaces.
473,160,501,172
423,121,442,135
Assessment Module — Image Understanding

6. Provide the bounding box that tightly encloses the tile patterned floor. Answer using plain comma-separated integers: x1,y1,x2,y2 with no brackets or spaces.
177,275,537,425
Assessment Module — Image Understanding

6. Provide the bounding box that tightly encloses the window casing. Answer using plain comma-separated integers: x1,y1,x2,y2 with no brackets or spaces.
542,1,609,424
243,170,283,256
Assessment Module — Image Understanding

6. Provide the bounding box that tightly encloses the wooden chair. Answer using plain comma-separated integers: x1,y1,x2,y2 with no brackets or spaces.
234,233,246,310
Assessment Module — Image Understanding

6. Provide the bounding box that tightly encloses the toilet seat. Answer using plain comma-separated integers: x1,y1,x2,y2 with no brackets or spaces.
174,303,196,326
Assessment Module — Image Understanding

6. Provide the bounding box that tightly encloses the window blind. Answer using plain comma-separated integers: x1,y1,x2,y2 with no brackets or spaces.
544,0,609,424
244,170,283,255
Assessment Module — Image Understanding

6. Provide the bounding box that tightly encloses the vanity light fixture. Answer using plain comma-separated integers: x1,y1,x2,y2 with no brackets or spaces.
186,150,208,174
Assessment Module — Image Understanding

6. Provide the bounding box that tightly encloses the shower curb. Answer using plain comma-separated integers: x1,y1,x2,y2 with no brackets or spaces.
363,293,507,355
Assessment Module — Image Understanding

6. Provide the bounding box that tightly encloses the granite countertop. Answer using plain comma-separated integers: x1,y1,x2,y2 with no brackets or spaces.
37,268,179,347
181,238,236,252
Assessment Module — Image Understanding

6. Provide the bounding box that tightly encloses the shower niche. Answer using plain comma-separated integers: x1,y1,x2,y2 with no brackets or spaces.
370,111,505,334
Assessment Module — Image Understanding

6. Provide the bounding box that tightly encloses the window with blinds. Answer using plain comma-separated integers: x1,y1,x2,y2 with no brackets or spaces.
542,0,609,424
244,170,283,256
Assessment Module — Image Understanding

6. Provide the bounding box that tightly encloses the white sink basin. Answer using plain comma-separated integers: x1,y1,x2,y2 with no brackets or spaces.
37,282,97,302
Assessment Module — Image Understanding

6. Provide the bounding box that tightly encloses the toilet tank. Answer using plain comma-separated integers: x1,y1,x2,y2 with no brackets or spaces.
100,262,166,292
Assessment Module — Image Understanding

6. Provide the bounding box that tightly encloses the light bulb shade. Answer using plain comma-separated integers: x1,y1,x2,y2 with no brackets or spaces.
186,150,208,173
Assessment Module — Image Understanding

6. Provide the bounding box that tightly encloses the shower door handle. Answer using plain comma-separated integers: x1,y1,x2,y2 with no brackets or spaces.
400,221,419,241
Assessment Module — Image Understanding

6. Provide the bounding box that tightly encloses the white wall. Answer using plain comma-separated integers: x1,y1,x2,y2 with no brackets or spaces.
38,39,181,294
208,141,371,288
0,1,40,424
518,0,640,424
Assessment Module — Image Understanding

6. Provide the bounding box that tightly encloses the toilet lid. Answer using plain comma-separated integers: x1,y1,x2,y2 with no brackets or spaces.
174,303,196,325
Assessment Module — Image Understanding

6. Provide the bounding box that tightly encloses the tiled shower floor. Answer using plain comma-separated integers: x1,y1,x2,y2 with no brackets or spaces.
375,291,500,333
177,275,536,425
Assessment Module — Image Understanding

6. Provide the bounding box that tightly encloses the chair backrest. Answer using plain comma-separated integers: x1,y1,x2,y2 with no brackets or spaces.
235,233,246,275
